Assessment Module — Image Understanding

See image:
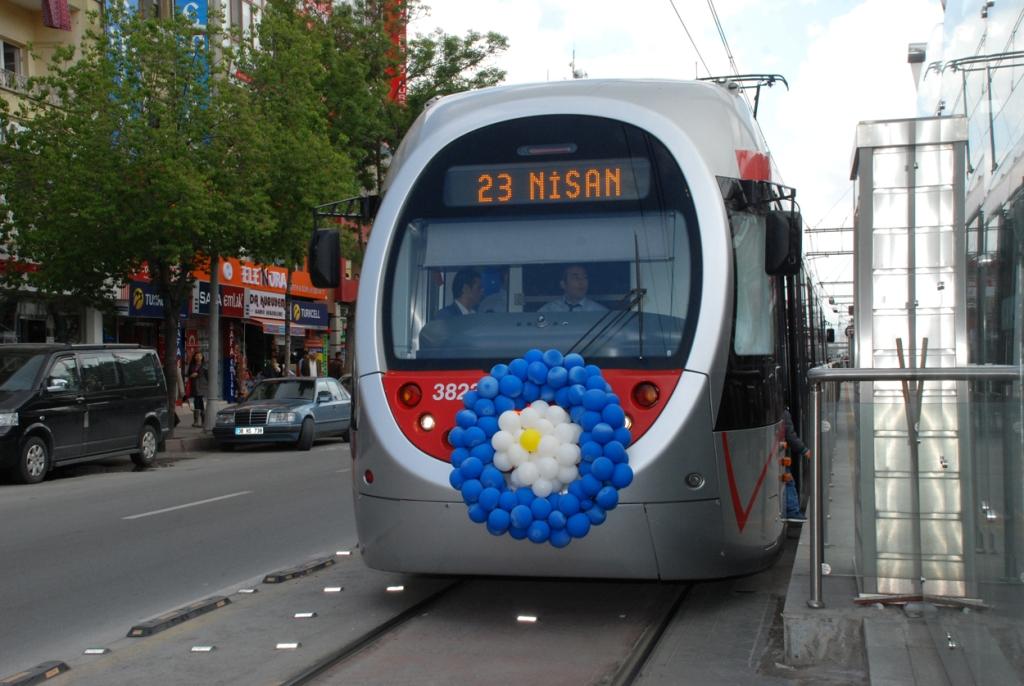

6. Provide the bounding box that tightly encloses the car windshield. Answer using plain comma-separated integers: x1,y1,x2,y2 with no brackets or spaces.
248,380,315,401
0,353,46,391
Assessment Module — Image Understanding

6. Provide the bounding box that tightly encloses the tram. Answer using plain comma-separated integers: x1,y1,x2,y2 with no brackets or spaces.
336,78,823,579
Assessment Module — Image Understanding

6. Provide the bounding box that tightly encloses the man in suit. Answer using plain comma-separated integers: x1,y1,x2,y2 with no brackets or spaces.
299,350,319,377
539,264,607,313
436,268,483,319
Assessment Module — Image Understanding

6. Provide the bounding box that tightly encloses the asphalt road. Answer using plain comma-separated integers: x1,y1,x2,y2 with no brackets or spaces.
0,439,356,676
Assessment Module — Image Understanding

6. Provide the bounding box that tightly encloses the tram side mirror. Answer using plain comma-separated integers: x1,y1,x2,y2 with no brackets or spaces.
309,229,340,288
764,210,802,275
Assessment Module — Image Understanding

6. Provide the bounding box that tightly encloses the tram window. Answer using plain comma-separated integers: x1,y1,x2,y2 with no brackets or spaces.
731,212,775,355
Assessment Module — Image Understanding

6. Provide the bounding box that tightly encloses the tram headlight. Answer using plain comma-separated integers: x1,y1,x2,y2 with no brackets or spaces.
632,382,660,408
418,414,435,431
623,415,633,430
398,383,422,408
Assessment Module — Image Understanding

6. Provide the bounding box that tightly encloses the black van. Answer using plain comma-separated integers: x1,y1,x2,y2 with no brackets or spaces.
0,344,171,484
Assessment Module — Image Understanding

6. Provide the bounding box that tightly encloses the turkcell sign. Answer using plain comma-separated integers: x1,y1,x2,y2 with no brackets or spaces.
129,281,165,318
245,289,286,320
192,282,244,317
289,301,329,328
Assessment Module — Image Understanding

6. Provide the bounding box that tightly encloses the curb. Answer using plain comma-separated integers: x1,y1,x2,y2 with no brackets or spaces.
0,662,70,685
127,596,231,637
161,435,219,453
263,557,335,584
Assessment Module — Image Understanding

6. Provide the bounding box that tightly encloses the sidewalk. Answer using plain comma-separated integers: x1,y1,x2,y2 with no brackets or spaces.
162,404,219,453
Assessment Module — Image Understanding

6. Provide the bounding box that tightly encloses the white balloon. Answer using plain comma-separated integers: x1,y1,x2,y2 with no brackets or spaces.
532,478,554,498
509,469,522,488
493,451,511,472
554,423,577,445
547,406,569,426
508,444,529,467
535,418,554,436
530,400,550,414
516,461,539,485
555,444,579,466
519,407,540,429
557,466,579,485
498,410,521,433
491,431,514,452
572,424,584,441
536,456,559,480
537,435,559,457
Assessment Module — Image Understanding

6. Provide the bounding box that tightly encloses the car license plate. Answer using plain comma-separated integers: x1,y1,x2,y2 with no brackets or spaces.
235,427,263,435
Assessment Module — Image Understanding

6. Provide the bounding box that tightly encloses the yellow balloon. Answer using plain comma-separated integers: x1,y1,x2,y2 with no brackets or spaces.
519,428,541,453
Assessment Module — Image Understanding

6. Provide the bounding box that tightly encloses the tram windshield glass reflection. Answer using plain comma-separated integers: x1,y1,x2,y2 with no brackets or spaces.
383,115,703,370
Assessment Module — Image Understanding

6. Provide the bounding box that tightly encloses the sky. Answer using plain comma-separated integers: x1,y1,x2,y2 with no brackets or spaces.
409,0,946,326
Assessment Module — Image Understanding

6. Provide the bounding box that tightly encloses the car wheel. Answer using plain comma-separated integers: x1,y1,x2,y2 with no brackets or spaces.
297,418,315,451
131,424,160,469
16,436,50,485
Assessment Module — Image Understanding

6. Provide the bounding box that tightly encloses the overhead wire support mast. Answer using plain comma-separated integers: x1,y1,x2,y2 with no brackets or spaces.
696,74,788,119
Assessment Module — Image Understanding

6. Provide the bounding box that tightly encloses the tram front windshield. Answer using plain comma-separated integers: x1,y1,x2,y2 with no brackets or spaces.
385,115,702,370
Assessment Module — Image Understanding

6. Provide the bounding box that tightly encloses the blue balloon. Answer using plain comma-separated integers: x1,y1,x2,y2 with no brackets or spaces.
581,473,603,496
470,443,495,463
524,348,544,363
477,376,499,399
568,480,585,500
498,374,523,398
456,409,477,429
514,397,527,410
585,364,602,377
527,361,548,384
460,456,483,479
480,465,505,489
508,358,528,379
463,390,479,409
603,441,627,463
605,393,621,405
547,493,561,509
581,441,603,461
586,375,607,391
448,427,465,448
570,406,586,424
477,416,499,438
487,508,511,535
568,366,588,385
498,490,517,511
591,456,614,481
449,469,465,490
461,479,482,503
578,461,592,476
586,506,607,525
450,447,469,469
478,486,500,511
554,387,571,408
522,382,540,403
511,504,533,529
494,395,516,414
463,426,486,448
473,398,495,417
614,427,632,446
567,384,586,406
539,385,556,402
596,486,620,510
530,496,553,520
558,493,581,516
527,520,551,543
611,463,634,489
548,510,567,530
516,487,535,505
490,363,510,379
468,504,488,523
591,423,614,444
580,498,594,511
601,404,625,427
508,526,528,540
580,411,602,431
566,512,591,538
542,349,564,368
563,353,585,369
547,366,568,389
549,528,571,548
583,388,608,410
578,431,592,448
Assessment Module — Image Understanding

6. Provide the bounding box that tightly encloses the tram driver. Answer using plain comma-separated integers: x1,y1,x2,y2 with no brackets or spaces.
538,264,607,313
436,268,483,319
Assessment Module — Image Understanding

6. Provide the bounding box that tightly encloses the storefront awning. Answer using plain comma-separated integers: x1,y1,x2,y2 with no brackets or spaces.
248,318,305,336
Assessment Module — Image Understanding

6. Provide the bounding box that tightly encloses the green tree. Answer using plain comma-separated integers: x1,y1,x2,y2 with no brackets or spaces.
0,5,271,433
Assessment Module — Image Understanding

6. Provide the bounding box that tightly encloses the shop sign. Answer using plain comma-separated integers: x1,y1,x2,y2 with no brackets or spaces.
289,300,329,328
245,288,286,320
129,281,165,318
192,283,245,318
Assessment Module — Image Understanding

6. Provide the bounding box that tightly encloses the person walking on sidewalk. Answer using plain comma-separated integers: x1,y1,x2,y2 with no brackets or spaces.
187,351,209,428
784,408,811,521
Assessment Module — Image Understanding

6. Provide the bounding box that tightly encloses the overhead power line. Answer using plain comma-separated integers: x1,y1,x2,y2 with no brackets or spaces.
667,0,712,77
706,0,739,77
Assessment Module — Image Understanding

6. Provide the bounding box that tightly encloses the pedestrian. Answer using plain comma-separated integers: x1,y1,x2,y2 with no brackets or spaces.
186,351,209,428
783,408,811,521
299,350,319,377
261,355,281,379
328,351,344,379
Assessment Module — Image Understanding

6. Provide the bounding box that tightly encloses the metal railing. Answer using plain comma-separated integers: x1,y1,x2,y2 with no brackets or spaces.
804,364,1021,608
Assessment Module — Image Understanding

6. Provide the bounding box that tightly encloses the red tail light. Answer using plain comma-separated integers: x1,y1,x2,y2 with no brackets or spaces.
632,382,660,408
398,383,422,408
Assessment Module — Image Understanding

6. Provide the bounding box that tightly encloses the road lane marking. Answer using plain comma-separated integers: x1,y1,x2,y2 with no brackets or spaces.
335,468,351,473
123,491,253,520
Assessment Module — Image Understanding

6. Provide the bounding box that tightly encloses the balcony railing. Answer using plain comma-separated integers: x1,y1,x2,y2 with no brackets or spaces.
0,69,30,95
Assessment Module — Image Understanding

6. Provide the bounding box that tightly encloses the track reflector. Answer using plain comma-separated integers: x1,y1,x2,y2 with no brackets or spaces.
335,550,351,556
238,588,258,594
276,643,300,650
82,648,109,655
323,587,343,593
190,646,215,653
517,615,538,623
293,612,317,619
386,585,404,592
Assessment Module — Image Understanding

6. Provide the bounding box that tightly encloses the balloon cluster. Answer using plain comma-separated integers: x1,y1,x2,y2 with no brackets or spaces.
447,348,633,547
